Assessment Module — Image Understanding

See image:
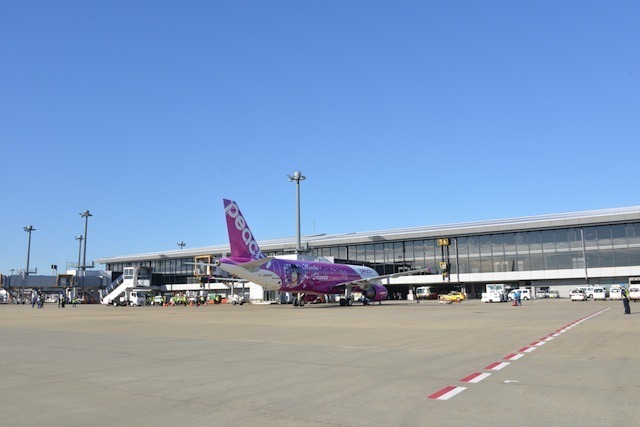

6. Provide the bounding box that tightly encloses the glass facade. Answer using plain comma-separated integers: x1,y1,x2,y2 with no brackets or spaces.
308,222,640,276
105,222,640,285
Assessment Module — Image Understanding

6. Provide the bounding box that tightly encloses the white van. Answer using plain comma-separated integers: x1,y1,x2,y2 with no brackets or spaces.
592,287,607,301
629,286,640,302
508,289,532,301
610,285,623,300
481,284,508,303
578,286,595,299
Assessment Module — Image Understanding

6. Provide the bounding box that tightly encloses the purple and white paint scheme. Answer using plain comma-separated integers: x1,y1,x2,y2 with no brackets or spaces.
216,199,389,305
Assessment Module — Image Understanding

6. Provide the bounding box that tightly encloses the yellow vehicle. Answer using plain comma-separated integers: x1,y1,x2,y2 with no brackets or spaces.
439,291,465,302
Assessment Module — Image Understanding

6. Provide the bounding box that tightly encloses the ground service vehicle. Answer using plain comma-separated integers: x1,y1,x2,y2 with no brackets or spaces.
439,291,465,302
508,289,532,301
578,286,595,299
536,291,548,299
592,287,607,300
547,290,560,298
610,285,623,300
628,278,640,302
570,289,587,301
415,286,438,300
481,284,507,303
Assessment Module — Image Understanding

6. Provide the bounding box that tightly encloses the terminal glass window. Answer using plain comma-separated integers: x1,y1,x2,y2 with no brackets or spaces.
597,226,615,267
529,231,544,270
404,241,424,269
479,235,492,273
542,230,555,252
353,245,365,262
424,240,438,272
393,242,407,269
583,226,597,247
373,244,384,265
404,241,416,268
612,225,627,247
504,232,518,271
555,229,570,252
597,225,613,248
515,232,530,271
457,237,469,274
613,224,632,266
467,236,480,273
491,234,507,272
568,228,583,250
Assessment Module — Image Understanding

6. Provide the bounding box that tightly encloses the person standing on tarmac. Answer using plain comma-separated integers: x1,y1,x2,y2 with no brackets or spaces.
622,286,631,315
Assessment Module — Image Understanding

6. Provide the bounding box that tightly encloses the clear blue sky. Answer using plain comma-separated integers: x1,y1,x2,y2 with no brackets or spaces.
1,1,638,275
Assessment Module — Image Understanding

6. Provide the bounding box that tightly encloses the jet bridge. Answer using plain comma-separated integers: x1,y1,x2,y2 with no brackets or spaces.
100,267,151,306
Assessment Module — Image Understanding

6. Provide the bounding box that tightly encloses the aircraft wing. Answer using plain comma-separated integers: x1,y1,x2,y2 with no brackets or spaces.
334,267,434,289
186,257,274,270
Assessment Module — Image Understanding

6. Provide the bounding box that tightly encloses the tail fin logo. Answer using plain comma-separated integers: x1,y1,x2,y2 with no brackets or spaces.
224,199,265,259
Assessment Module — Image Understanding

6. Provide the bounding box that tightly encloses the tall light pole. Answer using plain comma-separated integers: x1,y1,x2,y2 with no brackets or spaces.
23,225,35,300
75,235,84,288
287,171,306,253
177,241,186,249
79,210,92,289
23,226,36,276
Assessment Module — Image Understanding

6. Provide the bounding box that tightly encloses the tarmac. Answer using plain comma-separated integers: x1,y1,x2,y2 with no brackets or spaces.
1,298,639,426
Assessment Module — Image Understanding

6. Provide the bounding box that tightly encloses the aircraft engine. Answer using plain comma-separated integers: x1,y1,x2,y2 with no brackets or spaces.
362,284,388,301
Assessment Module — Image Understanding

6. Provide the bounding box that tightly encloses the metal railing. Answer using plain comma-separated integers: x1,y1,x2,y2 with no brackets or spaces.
101,275,124,297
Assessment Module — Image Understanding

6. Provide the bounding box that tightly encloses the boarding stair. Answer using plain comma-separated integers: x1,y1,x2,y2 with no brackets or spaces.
99,275,130,305
99,266,152,306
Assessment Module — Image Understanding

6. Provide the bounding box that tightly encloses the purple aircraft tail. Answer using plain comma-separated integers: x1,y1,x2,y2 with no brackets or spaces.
223,199,265,260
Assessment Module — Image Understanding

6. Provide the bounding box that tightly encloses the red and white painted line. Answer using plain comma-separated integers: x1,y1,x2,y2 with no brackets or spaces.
503,353,525,361
427,306,610,400
427,386,467,400
484,361,510,371
460,372,492,383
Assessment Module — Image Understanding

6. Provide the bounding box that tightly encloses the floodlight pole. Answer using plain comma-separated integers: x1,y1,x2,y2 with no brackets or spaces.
177,241,186,249
75,235,84,289
23,225,35,300
80,210,92,289
23,226,36,276
288,171,306,253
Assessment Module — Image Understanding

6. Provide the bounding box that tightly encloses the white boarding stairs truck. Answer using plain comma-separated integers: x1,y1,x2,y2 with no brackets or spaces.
100,267,152,306
481,284,508,303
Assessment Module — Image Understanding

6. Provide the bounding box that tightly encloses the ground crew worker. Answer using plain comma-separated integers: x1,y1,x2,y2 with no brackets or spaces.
622,286,631,314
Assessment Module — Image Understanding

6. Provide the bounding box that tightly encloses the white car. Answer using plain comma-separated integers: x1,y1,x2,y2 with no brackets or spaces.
570,289,587,301
629,286,640,302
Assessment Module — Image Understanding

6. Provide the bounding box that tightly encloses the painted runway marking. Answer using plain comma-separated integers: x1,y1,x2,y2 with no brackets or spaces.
504,353,525,361
485,361,510,371
460,372,491,383
428,386,467,400
427,307,611,401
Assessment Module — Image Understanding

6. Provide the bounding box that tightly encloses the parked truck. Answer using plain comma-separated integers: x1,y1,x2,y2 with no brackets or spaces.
107,289,147,306
481,284,508,303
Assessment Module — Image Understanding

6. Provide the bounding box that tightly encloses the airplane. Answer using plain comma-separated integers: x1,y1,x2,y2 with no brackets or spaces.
212,199,427,307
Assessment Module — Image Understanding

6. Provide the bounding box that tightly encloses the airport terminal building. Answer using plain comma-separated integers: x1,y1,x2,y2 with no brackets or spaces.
96,206,640,300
